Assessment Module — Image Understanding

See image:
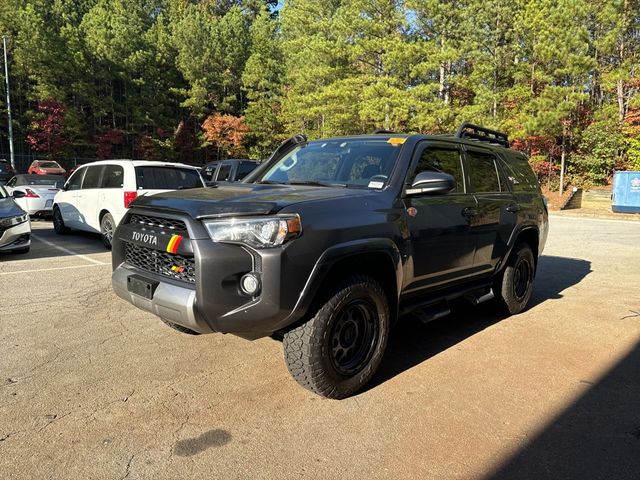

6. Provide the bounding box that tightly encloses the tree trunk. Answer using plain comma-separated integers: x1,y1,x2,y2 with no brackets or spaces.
617,78,625,123
439,63,446,103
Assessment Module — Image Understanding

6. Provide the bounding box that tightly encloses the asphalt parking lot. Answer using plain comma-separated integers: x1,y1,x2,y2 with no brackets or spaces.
1,215,639,479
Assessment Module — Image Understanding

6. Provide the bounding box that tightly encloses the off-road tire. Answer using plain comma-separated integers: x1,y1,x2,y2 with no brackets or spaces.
497,242,535,315
52,206,70,235
283,275,390,399
100,212,115,250
160,318,200,335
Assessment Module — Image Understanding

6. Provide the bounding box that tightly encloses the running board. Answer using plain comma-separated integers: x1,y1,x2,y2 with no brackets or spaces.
413,301,451,324
466,288,495,305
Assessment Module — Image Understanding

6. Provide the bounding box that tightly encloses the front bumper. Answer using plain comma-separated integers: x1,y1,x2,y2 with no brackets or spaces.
111,211,314,340
0,219,31,251
112,265,212,333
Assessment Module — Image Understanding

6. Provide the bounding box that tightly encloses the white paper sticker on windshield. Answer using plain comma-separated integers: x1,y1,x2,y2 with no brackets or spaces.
368,181,384,189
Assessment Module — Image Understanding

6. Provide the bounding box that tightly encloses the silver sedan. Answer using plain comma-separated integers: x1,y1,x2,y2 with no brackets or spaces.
0,185,31,254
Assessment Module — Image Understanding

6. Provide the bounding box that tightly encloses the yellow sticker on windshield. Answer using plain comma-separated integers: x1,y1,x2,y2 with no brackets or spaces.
387,137,406,145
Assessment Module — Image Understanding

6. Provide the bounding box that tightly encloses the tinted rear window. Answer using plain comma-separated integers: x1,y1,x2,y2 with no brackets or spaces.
39,162,61,168
135,166,202,190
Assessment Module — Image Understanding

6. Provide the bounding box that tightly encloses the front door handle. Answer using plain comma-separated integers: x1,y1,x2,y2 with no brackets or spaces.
506,204,522,213
462,207,477,218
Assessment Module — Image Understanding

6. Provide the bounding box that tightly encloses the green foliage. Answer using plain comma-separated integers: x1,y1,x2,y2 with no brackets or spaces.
0,0,638,185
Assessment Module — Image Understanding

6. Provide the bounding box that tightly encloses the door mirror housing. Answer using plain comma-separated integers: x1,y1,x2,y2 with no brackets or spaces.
12,190,26,199
406,171,456,196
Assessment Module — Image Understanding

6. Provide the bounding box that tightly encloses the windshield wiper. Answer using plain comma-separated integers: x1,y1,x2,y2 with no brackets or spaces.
287,180,346,187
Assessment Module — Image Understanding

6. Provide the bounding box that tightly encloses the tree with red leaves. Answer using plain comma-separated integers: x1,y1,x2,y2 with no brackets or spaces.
95,129,124,160
26,100,68,157
201,114,249,159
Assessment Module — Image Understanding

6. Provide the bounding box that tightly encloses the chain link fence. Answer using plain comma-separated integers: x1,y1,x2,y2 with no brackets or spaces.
1,154,98,174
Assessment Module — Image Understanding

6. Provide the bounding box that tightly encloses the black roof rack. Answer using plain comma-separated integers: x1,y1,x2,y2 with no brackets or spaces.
455,122,509,148
372,129,396,134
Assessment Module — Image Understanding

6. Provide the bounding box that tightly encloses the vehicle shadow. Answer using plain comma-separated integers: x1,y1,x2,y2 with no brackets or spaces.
366,255,592,391
485,339,640,480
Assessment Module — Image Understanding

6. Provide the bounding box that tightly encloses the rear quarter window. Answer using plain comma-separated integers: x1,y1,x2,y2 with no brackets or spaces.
500,153,540,192
135,166,202,190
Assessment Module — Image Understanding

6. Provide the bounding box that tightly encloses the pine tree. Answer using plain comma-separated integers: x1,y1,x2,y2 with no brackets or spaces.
242,7,285,157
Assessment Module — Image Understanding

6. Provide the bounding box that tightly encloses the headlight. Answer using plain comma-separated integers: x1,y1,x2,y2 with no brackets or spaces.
0,213,29,229
203,215,302,249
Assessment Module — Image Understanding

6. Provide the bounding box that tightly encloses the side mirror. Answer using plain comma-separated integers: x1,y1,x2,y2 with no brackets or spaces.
406,171,456,196
12,190,26,199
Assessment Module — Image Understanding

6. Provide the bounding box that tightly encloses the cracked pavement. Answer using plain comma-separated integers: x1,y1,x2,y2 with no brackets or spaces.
1,216,639,479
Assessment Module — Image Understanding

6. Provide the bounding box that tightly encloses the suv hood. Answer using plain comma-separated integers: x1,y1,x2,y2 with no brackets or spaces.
131,183,371,218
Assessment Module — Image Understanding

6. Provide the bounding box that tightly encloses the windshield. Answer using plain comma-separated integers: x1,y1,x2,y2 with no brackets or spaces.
257,139,404,188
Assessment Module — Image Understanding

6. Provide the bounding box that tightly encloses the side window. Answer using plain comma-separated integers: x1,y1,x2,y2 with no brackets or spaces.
101,165,124,188
466,151,501,193
412,147,464,193
237,163,256,180
216,164,233,181
66,168,85,191
6,177,16,187
81,165,103,189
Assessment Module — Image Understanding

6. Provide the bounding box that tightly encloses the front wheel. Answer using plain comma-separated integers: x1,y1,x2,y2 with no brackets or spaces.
496,242,535,315
52,206,70,235
283,275,390,399
100,212,115,250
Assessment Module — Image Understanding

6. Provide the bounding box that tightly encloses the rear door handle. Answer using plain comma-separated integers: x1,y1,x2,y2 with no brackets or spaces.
506,204,522,213
462,207,477,218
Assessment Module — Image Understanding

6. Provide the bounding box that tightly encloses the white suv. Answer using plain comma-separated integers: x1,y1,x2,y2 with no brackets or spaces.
53,160,204,249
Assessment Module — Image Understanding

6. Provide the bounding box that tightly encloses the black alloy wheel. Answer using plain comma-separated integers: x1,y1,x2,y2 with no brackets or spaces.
329,299,379,376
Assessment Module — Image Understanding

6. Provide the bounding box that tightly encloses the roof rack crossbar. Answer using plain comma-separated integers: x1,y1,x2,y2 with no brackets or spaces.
372,129,396,134
455,122,510,148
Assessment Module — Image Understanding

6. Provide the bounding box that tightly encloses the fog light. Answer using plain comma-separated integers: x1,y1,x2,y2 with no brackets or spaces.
240,273,261,295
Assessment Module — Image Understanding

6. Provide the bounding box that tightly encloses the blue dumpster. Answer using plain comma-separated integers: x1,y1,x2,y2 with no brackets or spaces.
612,171,640,214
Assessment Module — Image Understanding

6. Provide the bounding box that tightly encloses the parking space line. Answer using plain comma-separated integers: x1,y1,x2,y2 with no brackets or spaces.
31,234,108,265
0,263,109,276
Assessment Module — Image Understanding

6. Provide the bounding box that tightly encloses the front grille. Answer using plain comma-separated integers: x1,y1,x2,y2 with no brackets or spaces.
125,242,195,283
129,214,188,235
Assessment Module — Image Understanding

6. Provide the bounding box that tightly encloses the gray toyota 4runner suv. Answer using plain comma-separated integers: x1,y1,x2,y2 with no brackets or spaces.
112,123,548,399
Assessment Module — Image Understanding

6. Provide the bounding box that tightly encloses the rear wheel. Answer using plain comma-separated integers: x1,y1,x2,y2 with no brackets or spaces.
283,275,390,399
52,206,69,235
496,242,535,314
100,212,115,250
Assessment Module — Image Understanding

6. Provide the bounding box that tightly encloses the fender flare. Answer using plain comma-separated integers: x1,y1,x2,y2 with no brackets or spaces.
281,238,403,328
496,224,540,274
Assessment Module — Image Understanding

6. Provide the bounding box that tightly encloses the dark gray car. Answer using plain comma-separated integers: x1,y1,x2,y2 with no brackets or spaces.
111,123,548,398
